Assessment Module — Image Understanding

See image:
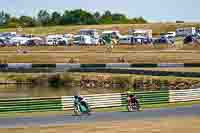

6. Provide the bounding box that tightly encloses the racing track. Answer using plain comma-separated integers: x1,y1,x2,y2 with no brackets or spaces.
0,104,200,128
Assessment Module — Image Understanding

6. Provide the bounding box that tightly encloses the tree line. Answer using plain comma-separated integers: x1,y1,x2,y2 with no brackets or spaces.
0,9,147,28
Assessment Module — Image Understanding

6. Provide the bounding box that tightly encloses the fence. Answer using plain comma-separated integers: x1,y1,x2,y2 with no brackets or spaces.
0,88,200,113
1,63,200,70
0,97,62,113
169,88,200,102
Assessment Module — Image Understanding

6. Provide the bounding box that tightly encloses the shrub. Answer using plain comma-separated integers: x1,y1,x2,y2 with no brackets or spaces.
112,76,132,89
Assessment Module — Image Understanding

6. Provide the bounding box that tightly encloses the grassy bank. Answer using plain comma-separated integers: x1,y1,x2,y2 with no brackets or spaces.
1,72,200,91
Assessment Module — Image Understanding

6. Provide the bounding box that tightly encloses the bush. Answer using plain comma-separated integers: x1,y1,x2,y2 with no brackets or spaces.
112,76,132,89
61,73,75,86
48,74,63,87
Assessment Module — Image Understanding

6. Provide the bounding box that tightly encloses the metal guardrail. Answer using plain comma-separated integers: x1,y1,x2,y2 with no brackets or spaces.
169,88,200,102
0,97,62,113
1,63,200,70
0,89,199,113
60,91,169,111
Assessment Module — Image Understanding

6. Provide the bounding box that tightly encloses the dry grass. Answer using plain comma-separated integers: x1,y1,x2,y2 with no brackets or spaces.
1,23,200,35
0,45,173,52
1,49,200,63
1,116,200,133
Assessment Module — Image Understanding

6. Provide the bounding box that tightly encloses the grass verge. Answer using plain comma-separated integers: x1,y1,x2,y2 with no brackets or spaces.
0,100,199,118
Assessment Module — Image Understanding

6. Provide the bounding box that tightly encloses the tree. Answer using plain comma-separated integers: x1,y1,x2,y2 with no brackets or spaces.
6,17,21,28
94,12,101,19
137,16,147,23
0,11,10,26
0,9,147,27
37,10,50,26
51,11,61,25
60,10,70,25
100,11,113,24
112,13,128,23
19,16,36,27
103,10,112,17
67,9,96,25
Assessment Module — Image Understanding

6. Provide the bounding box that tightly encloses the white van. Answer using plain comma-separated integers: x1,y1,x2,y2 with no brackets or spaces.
73,35,93,45
46,34,69,45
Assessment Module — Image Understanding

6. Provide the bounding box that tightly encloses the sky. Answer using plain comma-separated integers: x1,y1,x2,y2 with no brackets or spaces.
0,0,199,22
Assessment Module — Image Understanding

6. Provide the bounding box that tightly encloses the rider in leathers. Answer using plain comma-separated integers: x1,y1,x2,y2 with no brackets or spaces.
127,94,140,110
74,95,88,112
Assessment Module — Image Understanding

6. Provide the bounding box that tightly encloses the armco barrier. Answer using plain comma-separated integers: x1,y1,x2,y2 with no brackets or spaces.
169,88,200,102
121,90,169,106
1,63,200,70
0,89,200,113
72,68,200,78
0,97,62,113
61,93,124,111
61,91,169,111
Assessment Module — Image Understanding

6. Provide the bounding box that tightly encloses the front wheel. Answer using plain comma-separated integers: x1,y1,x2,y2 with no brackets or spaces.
74,105,81,116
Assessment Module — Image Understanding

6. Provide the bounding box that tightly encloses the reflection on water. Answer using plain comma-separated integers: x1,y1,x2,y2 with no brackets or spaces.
0,84,127,98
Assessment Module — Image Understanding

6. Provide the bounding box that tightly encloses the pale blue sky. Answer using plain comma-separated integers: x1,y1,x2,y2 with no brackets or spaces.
0,0,199,22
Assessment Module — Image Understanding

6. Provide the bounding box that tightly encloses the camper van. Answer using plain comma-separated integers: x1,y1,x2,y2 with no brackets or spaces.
176,27,196,37
78,29,100,45
79,29,99,39
126,29,153,44
101,30,122,40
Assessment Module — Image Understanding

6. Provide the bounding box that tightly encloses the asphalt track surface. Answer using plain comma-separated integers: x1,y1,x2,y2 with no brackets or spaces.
0,105,200,128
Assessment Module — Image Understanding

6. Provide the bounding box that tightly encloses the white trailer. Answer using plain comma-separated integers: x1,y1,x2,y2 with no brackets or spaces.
129,29,152,38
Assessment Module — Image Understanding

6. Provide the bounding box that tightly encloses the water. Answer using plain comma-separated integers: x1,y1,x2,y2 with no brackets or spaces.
0,84,127,98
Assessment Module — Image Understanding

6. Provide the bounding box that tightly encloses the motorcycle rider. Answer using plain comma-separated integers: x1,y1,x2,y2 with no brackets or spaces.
127,93,140,111
74,95,89,112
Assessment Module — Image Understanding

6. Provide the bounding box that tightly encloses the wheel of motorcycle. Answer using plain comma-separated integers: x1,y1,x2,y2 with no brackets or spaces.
128,105,133,112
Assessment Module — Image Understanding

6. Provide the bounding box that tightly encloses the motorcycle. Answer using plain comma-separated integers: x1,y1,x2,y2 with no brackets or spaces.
74,101,91,116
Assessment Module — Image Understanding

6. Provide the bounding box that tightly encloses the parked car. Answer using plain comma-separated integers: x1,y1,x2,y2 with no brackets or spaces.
119,35,133,44
119,35,152,45
9,37,30,46
26,37,44,46
46,35,69,46
0,39,6,47
183,35,199,44
161,32,176,38
153,36,175,44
